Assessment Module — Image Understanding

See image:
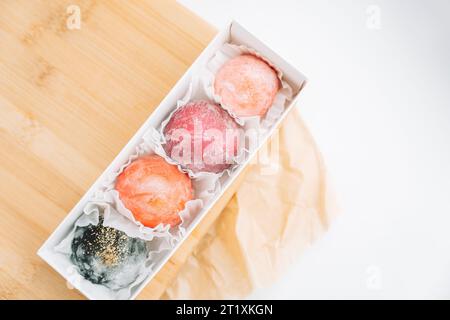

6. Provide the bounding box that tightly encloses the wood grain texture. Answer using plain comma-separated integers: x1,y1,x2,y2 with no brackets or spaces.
0,0,234,299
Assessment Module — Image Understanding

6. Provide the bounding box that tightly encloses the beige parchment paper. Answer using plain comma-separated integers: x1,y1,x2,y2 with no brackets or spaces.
162,107,338,299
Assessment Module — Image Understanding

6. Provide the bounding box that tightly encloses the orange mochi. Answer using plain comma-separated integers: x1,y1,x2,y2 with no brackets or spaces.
115,154,193,228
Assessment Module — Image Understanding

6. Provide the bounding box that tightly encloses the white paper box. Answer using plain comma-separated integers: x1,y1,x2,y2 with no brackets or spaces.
37,21,307,300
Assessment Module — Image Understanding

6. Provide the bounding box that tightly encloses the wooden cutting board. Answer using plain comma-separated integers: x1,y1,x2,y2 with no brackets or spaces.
0,0,247,299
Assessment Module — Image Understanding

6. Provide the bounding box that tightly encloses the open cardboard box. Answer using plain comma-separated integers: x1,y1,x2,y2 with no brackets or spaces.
37,21,307,300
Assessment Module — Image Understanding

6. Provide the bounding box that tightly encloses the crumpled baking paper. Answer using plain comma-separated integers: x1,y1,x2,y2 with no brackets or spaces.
161,107,338,299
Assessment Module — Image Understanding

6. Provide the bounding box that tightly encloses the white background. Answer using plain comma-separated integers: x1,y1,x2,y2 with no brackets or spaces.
179,0,450,299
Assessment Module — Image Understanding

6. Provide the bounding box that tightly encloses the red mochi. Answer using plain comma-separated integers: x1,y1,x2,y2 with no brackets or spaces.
163,100,240,173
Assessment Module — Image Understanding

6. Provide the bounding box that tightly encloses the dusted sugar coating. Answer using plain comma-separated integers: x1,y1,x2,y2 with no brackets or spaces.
115,155,193,228
71,219,147,290
163,100,240,173
214,54,280,117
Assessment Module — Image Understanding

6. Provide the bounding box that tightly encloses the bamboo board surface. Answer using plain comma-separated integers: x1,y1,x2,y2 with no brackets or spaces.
0,0,242,299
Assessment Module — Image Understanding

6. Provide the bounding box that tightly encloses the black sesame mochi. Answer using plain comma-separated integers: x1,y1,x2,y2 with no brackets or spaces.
71,219,148,290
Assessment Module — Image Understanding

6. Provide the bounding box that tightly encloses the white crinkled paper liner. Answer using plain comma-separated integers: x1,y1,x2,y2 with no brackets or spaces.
203,43,294,132
54,202,172,300
149,76,247,182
